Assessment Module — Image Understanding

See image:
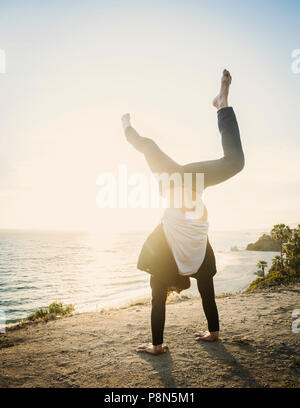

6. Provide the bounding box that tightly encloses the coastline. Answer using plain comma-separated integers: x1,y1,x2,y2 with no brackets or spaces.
1,284,300,388
0,228,275,325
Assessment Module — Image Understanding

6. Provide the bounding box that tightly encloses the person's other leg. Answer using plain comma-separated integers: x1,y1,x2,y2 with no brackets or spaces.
150,275,168,346
195,272,219,342
123,116,182,175
183,70,244,187
136,275,169,355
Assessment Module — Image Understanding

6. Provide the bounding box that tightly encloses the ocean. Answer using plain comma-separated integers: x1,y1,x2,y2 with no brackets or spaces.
0,228,279,323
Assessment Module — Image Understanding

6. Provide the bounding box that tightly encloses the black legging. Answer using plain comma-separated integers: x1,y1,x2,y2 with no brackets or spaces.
151,270,219,346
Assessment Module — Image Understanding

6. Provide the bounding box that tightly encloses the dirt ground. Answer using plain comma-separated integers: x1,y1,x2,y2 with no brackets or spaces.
1,285,300,388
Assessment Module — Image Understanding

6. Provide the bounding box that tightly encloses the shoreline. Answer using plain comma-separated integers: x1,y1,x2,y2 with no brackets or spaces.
1,287,239,327
5,279,296,329
1,284,300,388
4,289,242,330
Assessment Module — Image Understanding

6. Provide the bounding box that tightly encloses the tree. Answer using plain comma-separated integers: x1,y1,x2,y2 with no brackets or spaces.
257,260,268,277
283,225,300,275
271,224,292,271
272,255,282,271
248,224,300,291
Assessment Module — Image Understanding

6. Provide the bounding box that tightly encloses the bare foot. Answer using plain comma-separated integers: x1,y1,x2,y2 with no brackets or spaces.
136,342,169,355
212,69,232,110
121,113,146,152
195,331,219,342
121,113,131,130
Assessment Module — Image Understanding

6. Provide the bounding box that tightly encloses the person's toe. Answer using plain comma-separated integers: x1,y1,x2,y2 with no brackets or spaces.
136,343,150,351
195,336,204,342
196,336,209,342
136,346,148,352
195,331,207,337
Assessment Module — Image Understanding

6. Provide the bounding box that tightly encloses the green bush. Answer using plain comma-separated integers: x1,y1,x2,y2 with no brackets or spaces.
246,269,299,292
26,302,74,322
246,224,300,292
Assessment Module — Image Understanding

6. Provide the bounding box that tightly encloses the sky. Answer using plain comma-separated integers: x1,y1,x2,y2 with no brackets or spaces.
0,0,299,232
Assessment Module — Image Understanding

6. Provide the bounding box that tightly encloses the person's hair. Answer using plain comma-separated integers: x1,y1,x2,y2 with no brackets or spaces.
166,286,183,301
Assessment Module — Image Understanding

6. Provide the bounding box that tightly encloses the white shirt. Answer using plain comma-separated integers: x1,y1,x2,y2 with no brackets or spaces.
162,208,209,276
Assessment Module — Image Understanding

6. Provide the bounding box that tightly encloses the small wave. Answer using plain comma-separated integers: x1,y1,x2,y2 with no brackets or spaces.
1,285,39,292
104,279,145,287
0,300,20,307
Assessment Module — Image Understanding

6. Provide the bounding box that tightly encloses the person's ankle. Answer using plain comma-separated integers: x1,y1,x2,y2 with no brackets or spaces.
217,101,228,110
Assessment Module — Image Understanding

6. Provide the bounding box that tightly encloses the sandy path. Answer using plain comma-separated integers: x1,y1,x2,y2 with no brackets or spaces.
1,285,300,388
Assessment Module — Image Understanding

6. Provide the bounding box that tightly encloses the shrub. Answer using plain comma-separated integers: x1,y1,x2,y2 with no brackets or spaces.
246,269,299,292
246,224,300,292
26,302,74,322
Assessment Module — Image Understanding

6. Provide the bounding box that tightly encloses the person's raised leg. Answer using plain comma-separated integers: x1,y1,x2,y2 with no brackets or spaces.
121,113,183,175
136,276,169,355
183,69,244,187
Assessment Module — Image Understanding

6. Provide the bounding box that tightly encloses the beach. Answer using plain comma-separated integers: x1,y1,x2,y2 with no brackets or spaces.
1,284,299,388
